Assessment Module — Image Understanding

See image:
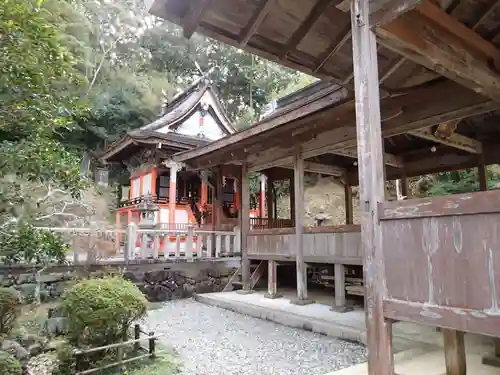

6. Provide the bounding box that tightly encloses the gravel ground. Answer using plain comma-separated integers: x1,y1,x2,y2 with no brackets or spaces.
146,299,367,375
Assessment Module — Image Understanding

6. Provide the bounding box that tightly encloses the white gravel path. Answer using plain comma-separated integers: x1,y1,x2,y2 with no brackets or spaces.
146,299,367,375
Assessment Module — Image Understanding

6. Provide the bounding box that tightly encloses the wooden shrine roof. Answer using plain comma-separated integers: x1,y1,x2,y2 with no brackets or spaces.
145,0,500,182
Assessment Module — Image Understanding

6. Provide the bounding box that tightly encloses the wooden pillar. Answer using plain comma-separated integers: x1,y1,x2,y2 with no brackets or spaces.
344,177,354,225
266,174,274,221
259,174,266,218
478,154,488,192
291,150,312,305
265,260,281,299
351,0,393,373
443,329,466,375
237,163,253,294
331,263,353,312
289,175,295,223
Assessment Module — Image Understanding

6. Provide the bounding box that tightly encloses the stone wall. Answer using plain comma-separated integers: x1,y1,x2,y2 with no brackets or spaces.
0,260,239,303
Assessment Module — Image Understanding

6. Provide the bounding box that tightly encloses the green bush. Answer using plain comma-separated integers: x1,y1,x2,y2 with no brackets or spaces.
0,288,22,336
0,222,69,265
61,277,148,347
0,350,22,375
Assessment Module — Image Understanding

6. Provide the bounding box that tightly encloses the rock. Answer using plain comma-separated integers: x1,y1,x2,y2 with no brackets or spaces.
16,334,47,351
44,317,67,337
28,344,42,357
1,340,30,361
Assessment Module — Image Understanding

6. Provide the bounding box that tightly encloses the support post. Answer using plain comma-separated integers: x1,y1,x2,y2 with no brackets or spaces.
478,154,488,192
351,0,393,373
259,174,266,218
443,329,466,375
237,163,253,294
115,211,121,253
344,177,354,225
265,260,282,299
291,150,312,305
200,170,208,224
331,263,353,312
266,174,274,227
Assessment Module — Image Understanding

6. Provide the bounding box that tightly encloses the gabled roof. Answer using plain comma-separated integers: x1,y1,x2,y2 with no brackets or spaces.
140,78,235,134
101,76,235,163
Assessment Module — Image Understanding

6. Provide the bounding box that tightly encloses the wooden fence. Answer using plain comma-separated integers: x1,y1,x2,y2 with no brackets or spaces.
74,324,159,375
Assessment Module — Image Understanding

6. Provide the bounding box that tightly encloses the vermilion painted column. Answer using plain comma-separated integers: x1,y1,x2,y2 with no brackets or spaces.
233,178,239,211
259,174,266,218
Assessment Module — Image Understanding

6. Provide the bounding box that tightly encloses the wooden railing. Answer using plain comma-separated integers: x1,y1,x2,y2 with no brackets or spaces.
118,195,192,208
126,225,241,261
250,217,294,229
35,226,240,264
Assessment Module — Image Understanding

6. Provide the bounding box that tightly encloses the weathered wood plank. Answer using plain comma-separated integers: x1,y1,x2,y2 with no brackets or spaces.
351,0,393,372
334,263,346,307
384,299,500,337
379,190,500,219
376,0,500,102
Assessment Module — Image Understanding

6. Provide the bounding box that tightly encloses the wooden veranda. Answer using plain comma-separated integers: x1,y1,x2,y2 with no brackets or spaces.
146,0,500,374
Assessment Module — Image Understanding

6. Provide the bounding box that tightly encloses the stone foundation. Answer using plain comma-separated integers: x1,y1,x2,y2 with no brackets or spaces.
0,260,239,303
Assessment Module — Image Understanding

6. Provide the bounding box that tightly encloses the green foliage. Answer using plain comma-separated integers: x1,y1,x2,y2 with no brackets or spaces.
0,351,22,375
61,277,148,347
54,342,75,375
0,0,88,225
425,167,500,197
0,223,69,264
0,288,22,336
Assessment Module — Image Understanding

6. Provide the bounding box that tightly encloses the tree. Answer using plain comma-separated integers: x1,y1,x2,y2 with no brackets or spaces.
0,0,89,227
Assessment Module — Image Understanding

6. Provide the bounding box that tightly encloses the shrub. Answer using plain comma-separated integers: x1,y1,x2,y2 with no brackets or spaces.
0,288,22,336
0,222,69,265
61,277,148,347
0,350,22,375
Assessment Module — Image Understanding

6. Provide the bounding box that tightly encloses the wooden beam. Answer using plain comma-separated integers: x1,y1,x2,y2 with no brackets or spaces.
282,0,333,59
376,0,500,102
330,146,403,168
183,0,213,39
408,126,483,154
314,28,351,73
238,0,273,46
370,0,421,26
351,1,393,375
248,155,345,176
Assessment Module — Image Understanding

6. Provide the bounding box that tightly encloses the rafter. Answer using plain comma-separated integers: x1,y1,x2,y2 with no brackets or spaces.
330,147,403,168
281,0,333,59
314,28,351,73
183,0,213,39
238,0,273,46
